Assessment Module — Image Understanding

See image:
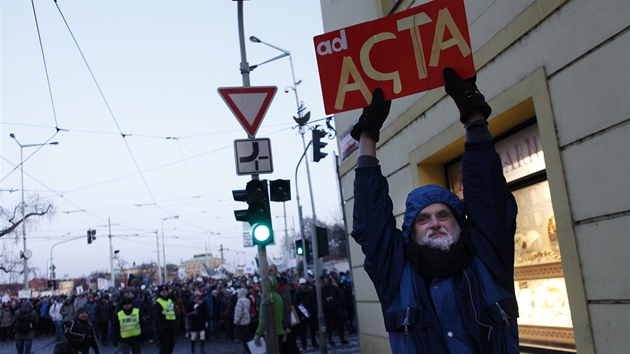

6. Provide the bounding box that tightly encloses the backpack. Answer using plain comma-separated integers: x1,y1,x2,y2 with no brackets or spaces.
14,310,33,333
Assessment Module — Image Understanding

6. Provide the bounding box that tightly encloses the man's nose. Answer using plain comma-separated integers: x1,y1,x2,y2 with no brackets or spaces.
427,215,440,228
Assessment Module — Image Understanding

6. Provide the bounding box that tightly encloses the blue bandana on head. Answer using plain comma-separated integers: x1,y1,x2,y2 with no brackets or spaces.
401,184,465,244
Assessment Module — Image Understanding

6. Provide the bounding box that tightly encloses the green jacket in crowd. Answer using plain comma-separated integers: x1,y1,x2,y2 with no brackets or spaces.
255,276,284,337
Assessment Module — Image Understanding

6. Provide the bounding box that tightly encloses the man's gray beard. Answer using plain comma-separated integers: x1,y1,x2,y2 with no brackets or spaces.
422,223,461,252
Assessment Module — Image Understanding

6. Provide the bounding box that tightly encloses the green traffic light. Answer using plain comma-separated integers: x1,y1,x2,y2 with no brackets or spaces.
295,240,305,256
252,222,273,246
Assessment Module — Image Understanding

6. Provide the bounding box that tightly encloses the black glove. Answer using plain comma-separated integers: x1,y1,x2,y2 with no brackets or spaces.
350,88,391,142
443,67,491,122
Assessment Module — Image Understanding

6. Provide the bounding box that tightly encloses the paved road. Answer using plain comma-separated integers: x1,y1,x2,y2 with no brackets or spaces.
0,332,361,354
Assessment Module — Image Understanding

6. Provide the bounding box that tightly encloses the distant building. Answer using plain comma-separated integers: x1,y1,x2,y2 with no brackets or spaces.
180,253,221,280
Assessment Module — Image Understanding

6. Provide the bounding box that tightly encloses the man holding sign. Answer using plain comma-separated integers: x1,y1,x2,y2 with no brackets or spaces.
350,68,519,353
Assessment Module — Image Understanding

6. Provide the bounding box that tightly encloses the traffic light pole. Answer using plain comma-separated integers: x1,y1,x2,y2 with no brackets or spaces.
109,217,115,287
237,2,278,354
295,128,328,354
294,141,310,278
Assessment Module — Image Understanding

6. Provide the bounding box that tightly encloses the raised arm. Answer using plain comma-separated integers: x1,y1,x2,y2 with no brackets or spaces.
443,67,517,292
351,89,406,306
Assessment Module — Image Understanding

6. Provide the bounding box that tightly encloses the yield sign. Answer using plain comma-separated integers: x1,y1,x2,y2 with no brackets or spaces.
218,86,277,138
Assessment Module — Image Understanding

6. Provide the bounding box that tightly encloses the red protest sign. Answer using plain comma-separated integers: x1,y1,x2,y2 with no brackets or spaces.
313,0,475,114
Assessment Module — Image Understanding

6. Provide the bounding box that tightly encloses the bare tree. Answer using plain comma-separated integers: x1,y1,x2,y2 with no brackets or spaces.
302,217,348,258
0,194,55,238
0,245,24,277
135,262,158,284
0,195,54,284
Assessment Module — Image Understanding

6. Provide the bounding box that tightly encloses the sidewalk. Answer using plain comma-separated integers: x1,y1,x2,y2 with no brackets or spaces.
0,332,361,354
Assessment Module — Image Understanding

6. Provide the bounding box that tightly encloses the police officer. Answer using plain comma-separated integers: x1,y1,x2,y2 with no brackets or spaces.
113,298,142,354
153,285,177,354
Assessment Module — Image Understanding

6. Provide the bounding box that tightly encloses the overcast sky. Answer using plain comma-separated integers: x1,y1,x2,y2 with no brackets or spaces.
1,0,343,281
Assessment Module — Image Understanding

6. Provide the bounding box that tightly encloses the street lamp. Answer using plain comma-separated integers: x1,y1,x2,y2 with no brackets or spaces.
249,36,307,121
10,133,58,291
161,215,179,284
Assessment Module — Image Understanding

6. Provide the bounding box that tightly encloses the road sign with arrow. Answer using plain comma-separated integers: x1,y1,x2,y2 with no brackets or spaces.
234,138,273,175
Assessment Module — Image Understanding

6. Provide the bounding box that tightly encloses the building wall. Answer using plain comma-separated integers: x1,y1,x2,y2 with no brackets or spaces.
320,0,630,353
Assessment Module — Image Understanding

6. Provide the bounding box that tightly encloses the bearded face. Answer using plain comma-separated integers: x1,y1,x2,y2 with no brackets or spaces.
413,203,461,252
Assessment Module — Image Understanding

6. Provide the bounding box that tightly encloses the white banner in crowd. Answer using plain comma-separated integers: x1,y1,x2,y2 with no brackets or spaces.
97,278,109,291
18,290,31,299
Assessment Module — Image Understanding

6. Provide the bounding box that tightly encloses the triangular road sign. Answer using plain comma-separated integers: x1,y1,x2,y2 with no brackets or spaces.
218,86,277,138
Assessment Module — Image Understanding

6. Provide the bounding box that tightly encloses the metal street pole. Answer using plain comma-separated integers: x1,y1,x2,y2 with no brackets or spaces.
249,35,327,354
109,218,115,286
335,152,359,333
9,133,58,290
237,3,277,353
283,202,289,252
294,132,328,354
156,230,162,284
18,144,26,290
161,216,179,284
294,143,310,277
302,131,328,354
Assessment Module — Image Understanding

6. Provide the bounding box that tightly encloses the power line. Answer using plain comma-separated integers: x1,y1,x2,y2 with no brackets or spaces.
29,0,60,129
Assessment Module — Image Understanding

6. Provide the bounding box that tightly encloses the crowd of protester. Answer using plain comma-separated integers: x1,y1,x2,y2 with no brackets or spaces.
1,267,356,354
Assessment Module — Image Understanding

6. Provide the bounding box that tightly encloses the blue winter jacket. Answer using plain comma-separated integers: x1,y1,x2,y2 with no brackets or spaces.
352,140,519,353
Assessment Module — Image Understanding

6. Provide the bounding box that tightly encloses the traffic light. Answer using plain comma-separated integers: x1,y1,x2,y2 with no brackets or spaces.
306,240,313,262
232,187,249,222
248,180,273,246
295,240,305,256
233,180,274,246
316,226,330,258
270,179,291,202
47,280,55,289
87,229,96,244
312,129,328,162
296,239,312,260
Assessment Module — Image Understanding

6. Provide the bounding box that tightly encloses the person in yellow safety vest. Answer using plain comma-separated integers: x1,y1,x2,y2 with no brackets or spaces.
112,298,143,354
153,285,177,354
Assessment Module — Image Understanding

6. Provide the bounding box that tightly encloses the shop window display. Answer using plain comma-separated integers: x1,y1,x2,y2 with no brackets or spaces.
512,180,575,347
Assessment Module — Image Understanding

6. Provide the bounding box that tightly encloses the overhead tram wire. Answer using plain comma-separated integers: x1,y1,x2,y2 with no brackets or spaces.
53,1,158,207
174,139,201,197
0,155,158,234
173,140,236,186
0,121,243,140
30,0,61,130
62,140,232,195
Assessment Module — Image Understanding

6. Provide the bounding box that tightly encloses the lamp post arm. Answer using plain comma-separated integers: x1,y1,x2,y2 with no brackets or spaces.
50,236,85,279
251,52,289,69
259,41,290,55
